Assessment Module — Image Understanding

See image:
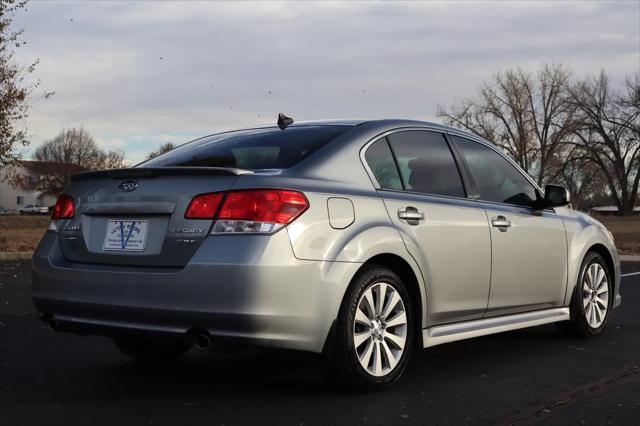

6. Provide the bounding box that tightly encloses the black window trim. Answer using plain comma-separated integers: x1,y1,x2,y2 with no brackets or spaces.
383,136,404,190
360,127,472,201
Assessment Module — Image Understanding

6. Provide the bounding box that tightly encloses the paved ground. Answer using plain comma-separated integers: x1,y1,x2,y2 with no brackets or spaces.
1,261,638,426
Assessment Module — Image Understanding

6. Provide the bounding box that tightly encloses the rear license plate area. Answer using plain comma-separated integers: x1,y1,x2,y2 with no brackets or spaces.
103,220,149,252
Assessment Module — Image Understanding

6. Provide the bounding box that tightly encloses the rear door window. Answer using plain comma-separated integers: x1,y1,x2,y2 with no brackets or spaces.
140,125,352,169
386,131,466,198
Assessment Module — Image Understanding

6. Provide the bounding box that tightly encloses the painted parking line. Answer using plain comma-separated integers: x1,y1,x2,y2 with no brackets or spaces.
621,271,640,278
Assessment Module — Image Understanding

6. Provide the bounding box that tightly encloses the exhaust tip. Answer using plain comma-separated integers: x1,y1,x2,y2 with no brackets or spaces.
193,333,212,350
49,319,59,331
42,313,59,331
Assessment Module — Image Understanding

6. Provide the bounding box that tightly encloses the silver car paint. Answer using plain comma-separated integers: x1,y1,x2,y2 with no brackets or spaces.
378,191,492,325
31,119,621,354
481,202,568,316
557,206,621,308
284,191,429,328
33,227,362,353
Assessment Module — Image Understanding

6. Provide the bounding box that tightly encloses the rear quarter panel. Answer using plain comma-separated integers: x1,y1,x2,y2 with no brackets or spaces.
287,192,401,263
232,174,429,327
287,190,429,328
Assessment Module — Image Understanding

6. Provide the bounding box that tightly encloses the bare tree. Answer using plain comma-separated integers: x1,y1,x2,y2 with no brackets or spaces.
568,71,639,216
102,149,126,169
146,142,175,160
550,147,608,211
25,127,125,195
0,0,53,166
437,63,575,185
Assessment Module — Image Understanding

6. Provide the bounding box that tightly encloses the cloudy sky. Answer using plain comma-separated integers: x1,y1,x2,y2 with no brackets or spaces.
13,0,640,163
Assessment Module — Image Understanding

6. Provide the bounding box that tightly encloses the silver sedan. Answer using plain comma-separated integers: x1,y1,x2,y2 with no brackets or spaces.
32,117,620,390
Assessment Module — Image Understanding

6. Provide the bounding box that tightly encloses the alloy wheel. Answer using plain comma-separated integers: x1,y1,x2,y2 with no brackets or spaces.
582,262,609,329
353,282,408,377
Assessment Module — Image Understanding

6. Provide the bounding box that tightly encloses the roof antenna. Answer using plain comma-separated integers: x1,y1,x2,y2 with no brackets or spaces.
277,113,294,130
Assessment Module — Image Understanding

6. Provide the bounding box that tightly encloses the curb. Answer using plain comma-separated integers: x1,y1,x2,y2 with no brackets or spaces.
620,254,640,262
0,252,33,262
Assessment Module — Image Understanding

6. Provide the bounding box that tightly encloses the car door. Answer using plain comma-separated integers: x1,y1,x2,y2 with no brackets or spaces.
450,135,568,316
363,130,492,325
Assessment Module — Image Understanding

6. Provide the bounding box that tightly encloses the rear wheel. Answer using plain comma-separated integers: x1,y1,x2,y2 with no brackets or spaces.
113,335,191,362
327,266,414,390
559,251,612,337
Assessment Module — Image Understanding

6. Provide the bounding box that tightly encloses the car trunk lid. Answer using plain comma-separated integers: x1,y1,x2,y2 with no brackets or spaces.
57,167,248,267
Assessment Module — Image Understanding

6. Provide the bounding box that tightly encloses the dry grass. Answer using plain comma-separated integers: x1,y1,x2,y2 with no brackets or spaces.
597,217,640,255
0,213,637,254
0,215,50,252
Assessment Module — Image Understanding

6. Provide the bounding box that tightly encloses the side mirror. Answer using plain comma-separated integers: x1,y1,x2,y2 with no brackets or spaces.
542,185,570,208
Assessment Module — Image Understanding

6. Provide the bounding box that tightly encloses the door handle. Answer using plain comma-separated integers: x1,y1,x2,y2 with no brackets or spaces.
491,215,511,231
398,207,424,225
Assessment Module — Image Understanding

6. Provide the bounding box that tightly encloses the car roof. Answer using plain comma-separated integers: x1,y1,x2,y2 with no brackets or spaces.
216,118,457,135
272,118,453,131
190,119,467,149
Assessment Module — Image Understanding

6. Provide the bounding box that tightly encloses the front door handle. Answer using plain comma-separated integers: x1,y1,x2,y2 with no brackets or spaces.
398,207,424,225
491,215,511,231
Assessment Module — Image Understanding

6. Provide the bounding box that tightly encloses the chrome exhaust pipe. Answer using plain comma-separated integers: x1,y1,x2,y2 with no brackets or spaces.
49,319,59,331
193,333,212,350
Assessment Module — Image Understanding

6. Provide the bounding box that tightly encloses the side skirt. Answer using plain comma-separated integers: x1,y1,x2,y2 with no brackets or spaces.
422,308,570,348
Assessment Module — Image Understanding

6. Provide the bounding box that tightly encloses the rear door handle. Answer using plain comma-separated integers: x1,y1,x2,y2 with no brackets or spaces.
398,207,424,225
491,215,511,231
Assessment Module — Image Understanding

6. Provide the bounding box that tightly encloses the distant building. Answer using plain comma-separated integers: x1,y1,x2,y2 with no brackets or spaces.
0,162,67,212
590,206,640,217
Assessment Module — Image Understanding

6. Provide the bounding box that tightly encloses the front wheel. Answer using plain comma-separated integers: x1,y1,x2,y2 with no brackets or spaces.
559,251,612,337
327,266,414,390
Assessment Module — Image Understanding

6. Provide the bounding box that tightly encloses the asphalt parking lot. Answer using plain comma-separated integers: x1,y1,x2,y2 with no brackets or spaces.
1,261,638,426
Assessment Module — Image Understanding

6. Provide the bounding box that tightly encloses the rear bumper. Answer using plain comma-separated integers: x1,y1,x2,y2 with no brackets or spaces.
32,231,360,353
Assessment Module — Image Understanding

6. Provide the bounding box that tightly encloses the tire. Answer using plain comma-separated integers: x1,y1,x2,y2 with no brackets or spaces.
327,265,414,391
113,335,191,362
559,251,612,337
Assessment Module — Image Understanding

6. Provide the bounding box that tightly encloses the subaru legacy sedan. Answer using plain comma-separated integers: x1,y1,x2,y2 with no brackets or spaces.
32,118,621,390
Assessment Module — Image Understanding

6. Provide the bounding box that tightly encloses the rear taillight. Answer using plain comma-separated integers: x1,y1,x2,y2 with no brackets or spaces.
185,193,224,219
49,194,75,231
186,189,309,234
52,194,75,219
213,189,308,234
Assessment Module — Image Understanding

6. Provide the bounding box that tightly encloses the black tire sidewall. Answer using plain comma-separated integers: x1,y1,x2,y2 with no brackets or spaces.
573,252,612,336
332,266,414,390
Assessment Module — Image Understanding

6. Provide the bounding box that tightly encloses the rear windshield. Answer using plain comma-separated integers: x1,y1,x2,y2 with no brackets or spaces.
139,125,352,169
